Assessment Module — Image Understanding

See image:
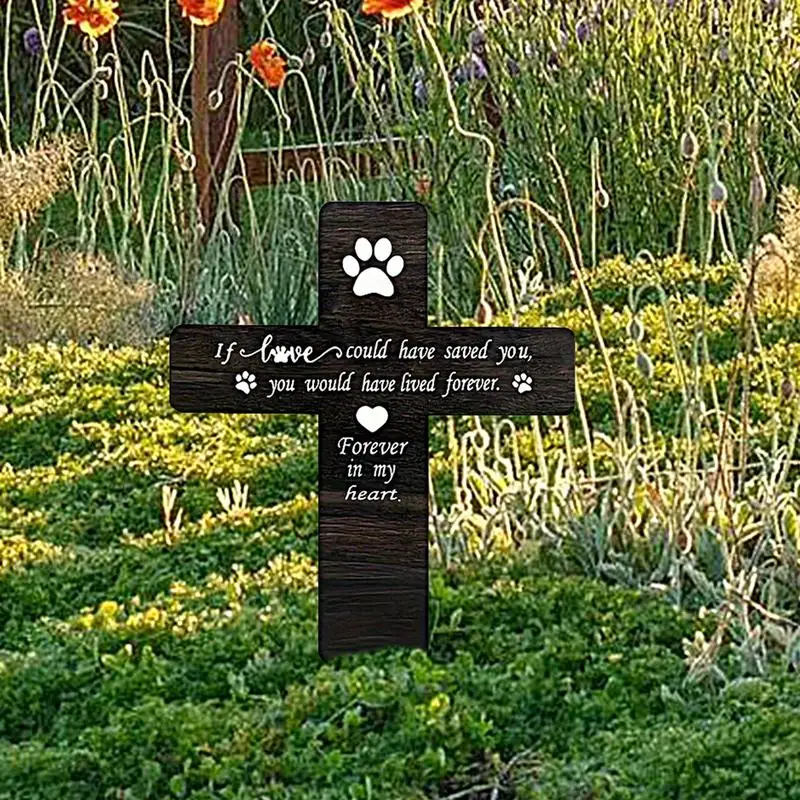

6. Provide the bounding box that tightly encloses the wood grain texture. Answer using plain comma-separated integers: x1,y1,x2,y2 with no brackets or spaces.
170,202,575,660
191,0,240,231
169,325,574,416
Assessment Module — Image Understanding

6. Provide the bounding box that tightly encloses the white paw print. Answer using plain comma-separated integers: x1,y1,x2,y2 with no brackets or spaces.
235,371,257,395
342,236,404,298
512,373,532,394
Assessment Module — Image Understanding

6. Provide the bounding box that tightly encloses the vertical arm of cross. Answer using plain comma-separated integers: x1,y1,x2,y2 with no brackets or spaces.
169,313,432,661
169,203,433,660
315,203,430,658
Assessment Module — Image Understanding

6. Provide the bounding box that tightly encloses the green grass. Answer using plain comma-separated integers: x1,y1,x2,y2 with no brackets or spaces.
3,2,800,795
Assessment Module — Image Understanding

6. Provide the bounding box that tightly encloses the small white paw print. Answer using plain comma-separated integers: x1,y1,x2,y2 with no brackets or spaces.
235,371,257,395
512,373,532,394
342,236,404,298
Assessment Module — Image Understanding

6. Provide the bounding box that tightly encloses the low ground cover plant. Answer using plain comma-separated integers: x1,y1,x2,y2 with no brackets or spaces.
1,250,799,797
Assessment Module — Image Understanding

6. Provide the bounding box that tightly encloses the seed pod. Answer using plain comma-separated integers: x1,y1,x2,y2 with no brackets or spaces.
320,29,332,48
749,173,767,210
595,187,610,209
93,80,109,101
781,376,795,401
82,35,98,56
680,130,698,161
180,151,196,172
208,89,223,111
627,316,644,342
709,178,728,213
303,45,315,66
636,351,654,380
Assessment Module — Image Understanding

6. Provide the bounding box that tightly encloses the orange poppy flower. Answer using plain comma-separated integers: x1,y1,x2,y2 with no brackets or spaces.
177,0,225,27
63,0,119,39
249,42,287,89
362,0,423,19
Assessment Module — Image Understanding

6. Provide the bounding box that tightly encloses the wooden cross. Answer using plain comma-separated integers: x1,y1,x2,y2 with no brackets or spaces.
169,202,574,660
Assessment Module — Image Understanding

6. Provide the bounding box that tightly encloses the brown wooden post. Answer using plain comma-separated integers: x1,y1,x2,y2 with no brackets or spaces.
192,0,240,232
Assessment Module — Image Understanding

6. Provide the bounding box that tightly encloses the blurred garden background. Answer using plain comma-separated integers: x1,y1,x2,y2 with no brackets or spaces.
2,0,800,797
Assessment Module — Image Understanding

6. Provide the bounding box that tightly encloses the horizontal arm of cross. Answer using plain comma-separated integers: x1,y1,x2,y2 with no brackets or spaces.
170,324,574,417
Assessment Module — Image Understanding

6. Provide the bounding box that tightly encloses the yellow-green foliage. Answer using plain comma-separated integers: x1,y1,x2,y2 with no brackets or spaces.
433,253,800,487
0,253,799,799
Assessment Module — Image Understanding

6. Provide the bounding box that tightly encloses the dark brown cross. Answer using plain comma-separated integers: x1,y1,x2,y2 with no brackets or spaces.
170,202,574,660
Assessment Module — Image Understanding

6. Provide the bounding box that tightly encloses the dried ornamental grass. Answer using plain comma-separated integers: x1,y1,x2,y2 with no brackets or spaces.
0,249,155,347
744,186,800,310
777,185,800,267
0,135,76,245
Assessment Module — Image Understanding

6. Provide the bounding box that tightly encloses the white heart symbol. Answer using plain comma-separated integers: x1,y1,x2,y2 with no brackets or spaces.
356,405,388,433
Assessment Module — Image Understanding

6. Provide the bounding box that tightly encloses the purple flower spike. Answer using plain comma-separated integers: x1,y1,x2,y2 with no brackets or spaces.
23,27,43,57
412,67,428,105
576,18,592,45
471,53,488,80
454,52,488,85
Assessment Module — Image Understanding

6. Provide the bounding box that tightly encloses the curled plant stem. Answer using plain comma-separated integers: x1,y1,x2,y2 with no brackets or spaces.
413,9,515,318
711,248,767,509
574,375,596,485
549,153,585,274
477,197,625,443
676,152,699,257
1,0,12,152
590,138,602,269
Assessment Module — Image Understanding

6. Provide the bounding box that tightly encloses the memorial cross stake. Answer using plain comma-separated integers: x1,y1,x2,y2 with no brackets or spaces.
170,203,575,660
